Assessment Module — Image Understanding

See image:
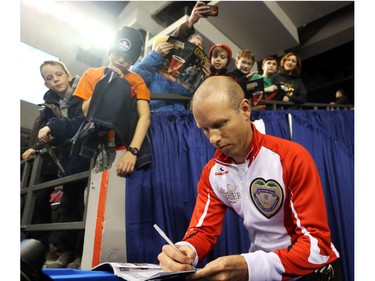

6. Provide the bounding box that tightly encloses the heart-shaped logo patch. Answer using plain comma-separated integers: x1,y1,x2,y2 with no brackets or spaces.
250,178,283,219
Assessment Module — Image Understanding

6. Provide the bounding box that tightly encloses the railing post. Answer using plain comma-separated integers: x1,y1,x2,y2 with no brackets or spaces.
20,150,93,233
21,153,44,228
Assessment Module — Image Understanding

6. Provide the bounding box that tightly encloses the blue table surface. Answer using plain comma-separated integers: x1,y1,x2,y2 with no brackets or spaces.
43,268,191,281
43,268,122,280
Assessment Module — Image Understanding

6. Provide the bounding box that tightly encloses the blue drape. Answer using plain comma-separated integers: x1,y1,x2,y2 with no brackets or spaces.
289,110,354,281
126,110,354,281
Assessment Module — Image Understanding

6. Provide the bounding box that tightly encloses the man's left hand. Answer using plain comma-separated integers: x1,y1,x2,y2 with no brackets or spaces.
191,255,248,281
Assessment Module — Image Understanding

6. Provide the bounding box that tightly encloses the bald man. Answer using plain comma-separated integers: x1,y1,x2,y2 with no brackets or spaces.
157,76,342,281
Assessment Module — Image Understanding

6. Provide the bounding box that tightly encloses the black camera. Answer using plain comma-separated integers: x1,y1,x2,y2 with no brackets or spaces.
203,5,219,17
21,239,53,281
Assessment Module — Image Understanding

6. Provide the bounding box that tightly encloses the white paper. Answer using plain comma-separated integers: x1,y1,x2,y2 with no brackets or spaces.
92,262,196,281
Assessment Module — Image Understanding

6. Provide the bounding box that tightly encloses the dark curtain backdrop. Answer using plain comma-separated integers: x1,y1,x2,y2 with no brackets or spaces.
126,110,354,281
290,110,354,281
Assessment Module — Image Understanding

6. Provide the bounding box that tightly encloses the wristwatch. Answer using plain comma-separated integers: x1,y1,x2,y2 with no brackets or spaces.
127,147,139,156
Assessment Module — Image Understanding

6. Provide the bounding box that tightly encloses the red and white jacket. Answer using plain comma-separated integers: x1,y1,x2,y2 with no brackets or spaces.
180,123,339,281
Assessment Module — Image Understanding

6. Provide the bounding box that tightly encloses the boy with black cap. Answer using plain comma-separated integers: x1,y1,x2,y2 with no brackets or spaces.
73,26,151,176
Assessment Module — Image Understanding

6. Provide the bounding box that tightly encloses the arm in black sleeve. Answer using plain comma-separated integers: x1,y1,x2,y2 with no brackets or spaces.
172,21,195,40
289,78,307,104
47,99,85,144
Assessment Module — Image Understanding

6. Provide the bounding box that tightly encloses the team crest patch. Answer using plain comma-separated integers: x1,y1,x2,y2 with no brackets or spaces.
250,178,283,219
118,38,131,51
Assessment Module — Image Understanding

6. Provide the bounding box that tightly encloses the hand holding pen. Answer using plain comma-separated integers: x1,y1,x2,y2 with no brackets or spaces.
153,224,197,271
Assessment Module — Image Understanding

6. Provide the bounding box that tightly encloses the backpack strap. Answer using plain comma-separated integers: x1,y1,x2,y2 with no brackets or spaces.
42,103,62,119
60,75,80,118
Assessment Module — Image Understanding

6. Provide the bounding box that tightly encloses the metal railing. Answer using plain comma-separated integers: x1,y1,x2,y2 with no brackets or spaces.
150,93,354,111
262,100,354,110
20,148,92,234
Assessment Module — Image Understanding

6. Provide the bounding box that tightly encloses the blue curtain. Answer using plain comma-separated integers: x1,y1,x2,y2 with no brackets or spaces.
251,110,292,139
126,110,354,281
288,110,354,281
125,111,216,265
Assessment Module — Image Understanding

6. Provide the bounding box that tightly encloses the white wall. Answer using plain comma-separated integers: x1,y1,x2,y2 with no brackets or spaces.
20,1,117,78
20,101,39,133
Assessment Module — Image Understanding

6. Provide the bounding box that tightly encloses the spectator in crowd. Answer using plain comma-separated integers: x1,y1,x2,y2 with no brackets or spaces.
157,76,342,281
228,49,262,84
21,61,64,259
271,51,307,109
172,1,211,50
35,60,91,269
208,43,232,76
130,36,191,111
261,55,278,100
228,49,268,110
330,89,351,105
130,2,210,111
73,26,152,176
227,49,261,108
187,34,205,51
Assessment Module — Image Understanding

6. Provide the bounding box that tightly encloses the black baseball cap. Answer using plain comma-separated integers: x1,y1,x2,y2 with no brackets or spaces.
108,26,144,64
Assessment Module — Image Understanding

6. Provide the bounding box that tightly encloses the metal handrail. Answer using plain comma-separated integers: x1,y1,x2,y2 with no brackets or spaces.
150,93,354,111
262,100,354,110
20,149,92,233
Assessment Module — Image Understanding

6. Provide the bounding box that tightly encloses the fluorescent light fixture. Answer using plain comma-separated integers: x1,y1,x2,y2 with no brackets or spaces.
22,0,114,49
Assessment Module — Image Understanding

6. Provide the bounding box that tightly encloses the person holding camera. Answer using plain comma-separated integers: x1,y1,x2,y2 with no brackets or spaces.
173,1,216,45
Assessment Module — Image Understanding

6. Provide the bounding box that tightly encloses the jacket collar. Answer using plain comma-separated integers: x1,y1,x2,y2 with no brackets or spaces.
230,67,246,79
41,75,81,105
214,122,262,166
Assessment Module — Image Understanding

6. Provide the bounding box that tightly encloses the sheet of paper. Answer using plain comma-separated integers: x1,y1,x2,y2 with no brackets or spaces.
92,262,196,281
